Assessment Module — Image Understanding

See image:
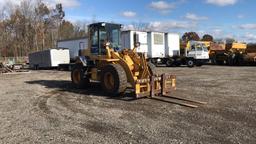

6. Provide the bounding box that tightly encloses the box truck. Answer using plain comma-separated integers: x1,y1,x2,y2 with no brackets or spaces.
121,30,148,53
29,49,70,69
148,33,209,67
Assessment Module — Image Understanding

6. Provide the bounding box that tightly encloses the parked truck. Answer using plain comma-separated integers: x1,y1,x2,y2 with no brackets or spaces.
148,33,209,67
181,40,210,67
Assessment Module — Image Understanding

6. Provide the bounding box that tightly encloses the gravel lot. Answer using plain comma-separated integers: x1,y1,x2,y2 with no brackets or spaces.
0,66,255,144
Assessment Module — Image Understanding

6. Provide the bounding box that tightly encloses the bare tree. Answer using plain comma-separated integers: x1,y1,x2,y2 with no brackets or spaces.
0,1,87,58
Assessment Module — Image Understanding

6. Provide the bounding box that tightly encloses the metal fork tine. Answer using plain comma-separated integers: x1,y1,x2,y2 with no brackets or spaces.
151,97,198,108
162,95,207,105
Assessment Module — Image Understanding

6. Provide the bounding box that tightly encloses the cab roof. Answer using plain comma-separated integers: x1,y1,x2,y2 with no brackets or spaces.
89,22,122,27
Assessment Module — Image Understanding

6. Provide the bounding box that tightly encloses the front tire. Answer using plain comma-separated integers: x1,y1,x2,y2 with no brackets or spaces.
71,64,90,88
100,64,127,96
150,59,159,67
187,59,194,67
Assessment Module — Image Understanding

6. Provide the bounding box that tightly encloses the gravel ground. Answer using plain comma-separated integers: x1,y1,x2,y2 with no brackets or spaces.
0,66,255,144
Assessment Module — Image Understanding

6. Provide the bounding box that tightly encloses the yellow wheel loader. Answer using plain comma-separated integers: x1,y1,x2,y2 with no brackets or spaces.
71,22,205,107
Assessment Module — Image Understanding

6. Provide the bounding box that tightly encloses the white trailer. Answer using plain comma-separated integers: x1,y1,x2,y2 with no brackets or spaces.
165,33,180,57
29,49,70,69
147,32,180,66
147,32,165,63
57,37,88,61
121,30,148,53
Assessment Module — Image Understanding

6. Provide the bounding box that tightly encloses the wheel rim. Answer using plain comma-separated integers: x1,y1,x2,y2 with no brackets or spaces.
167,60,172,66
73,69,81,84
104,72,115,90
188,61,193,66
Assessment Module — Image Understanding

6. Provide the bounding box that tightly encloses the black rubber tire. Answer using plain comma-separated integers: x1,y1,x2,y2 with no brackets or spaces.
71,64,90,88
187,59,194,68
148,62,157,76
150,59,159,67
100,64,127,96
166,59,174,67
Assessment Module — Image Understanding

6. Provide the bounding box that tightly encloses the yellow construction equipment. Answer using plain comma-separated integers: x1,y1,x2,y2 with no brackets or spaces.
209,42,247,65
71,22,205,107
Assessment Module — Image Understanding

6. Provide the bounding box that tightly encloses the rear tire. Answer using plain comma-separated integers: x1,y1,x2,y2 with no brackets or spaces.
166,59,174,67
71,64,90,88
150,59,159,67
100,64,127,96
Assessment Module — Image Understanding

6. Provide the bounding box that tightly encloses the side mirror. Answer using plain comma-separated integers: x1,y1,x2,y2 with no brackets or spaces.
135,42,141,47
105,42,111,47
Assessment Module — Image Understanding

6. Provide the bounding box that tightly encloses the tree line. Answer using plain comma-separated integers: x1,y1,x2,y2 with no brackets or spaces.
0,0,87,57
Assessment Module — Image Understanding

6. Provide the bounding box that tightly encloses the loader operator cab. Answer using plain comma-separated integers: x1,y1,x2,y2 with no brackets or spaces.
89,22,122,55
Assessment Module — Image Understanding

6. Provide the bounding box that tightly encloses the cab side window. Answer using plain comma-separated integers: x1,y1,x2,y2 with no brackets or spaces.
99,30,107,55
191,45,195,51
91,30,99,55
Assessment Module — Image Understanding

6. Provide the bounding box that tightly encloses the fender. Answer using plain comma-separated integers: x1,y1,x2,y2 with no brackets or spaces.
75,56,88,66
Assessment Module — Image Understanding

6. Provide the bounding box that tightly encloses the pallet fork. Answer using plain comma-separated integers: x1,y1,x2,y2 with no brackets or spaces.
136,73,206,108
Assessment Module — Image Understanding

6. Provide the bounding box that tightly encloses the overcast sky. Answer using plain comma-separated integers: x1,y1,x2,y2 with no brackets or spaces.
1,0,256,42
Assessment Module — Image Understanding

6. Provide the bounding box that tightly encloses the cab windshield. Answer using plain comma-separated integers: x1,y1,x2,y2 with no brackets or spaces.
195,43,208,52
99,28,121,53
105,25,121,51
109,29,121,50
91,23,121,55
196,47,203,51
